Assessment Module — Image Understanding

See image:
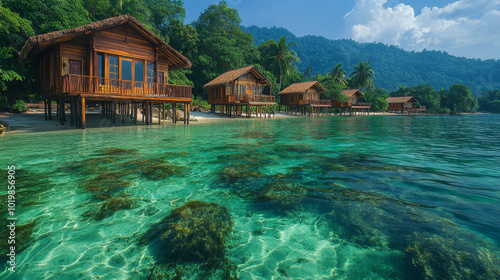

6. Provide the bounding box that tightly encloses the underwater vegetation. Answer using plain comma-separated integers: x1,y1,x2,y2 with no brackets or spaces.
0,169,52,210
82,195,140,221
0,221,36,260
95,148,137,156
141,201,233,262
80,177,132,201
405,233,500,280
141,201,237,279
56,157,117,176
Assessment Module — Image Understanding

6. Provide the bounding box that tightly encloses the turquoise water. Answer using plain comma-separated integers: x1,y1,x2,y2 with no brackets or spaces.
1,114,500,279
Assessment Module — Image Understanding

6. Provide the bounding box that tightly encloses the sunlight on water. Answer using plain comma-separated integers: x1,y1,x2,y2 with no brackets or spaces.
1,114,500,279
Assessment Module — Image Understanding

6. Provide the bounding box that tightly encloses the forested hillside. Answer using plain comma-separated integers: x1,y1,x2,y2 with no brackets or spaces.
241,25,500,95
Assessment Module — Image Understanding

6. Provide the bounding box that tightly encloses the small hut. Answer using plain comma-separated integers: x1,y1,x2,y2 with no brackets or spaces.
386,96,426,114
278,81,330,115
332,89,371,115
19,15,193,128
203,65,275,118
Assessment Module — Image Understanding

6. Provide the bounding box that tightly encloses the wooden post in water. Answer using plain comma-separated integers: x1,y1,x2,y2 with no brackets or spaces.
48,98,52,120
44,99,48,121
81,97,86,129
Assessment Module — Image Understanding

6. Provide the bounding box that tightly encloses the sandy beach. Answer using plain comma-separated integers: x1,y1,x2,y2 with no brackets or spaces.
0,108,304,134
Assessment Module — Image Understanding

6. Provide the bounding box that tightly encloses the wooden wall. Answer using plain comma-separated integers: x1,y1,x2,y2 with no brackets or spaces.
95,25,155,61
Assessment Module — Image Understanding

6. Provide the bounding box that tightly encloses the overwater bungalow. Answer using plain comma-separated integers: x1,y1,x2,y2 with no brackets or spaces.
386,96,427,114
19,15,193,128
332,89,371,115
203,65,275,118
278,81,330,115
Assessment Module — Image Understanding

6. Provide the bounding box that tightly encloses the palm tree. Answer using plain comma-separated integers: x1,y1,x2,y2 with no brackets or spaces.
304,65,313,80
349,61,375,90
268,36,301,91
330,64,346,85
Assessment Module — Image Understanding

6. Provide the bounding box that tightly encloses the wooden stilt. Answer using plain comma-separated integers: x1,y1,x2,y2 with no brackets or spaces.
122,102,126,124
48,98,52,120
184,103,187,124
44,99,48,121
187,103,190,124
81,97,86,129
70,100,75,127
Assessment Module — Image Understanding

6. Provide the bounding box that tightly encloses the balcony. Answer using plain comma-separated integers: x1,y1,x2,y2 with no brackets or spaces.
301,99,332,106
212,94,275,104
62,74,192,100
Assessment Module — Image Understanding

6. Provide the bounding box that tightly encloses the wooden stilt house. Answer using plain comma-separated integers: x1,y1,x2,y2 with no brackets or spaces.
19,15,193,128
203,65,275,118
332,89,371,115
386,96,427,114
278,81,330,115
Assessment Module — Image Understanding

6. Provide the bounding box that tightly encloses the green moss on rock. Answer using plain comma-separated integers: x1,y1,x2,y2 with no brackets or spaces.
141,201,233,263
83,196,140,220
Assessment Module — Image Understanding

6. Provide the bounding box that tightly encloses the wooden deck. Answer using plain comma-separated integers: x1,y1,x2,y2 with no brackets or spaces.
62,74,192,101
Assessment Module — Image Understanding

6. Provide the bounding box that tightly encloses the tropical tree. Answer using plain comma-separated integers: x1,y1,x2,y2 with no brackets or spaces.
303,65,313,80
267,36,301,91
442,84,478,113
349,61,374,90
330,64,346,85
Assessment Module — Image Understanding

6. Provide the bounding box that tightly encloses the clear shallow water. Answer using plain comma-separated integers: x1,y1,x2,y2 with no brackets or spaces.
1,114,499,279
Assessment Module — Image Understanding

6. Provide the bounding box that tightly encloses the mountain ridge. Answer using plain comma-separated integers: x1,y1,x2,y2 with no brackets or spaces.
241,25,500,95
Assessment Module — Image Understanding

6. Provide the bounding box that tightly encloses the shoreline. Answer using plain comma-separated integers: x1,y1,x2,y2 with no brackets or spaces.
0,109,486,135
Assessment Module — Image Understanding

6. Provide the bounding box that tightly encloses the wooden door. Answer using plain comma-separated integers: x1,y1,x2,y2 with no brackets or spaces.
158,72,165,95
69,60,82,92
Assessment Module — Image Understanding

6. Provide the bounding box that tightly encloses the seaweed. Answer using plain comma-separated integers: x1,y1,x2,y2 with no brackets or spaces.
56,157,116,175
0,221,36,260
82,196,140,220
81,178,131,200
141,164,188,180
405,234,500,280
95,148,137,156
141,201,233,263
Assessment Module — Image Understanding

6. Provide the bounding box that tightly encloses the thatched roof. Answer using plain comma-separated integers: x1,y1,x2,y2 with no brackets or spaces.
278,81,325,95
342,89,364,98
19,15,191,70
385,96,418,103
203,65,271,88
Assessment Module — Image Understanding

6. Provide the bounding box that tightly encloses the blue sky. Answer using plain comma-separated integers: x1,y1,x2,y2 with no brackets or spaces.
183,0,500,60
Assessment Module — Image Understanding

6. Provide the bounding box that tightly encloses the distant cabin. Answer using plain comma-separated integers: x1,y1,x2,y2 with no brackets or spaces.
332,89,371,115
19,15,193,128
386,96,427,114
203,65,275,118
278,81,330,115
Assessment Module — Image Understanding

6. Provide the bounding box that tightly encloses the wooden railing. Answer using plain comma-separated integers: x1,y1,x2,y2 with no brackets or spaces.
355,102,371,107
62,74,192,99
245,95,275,103
300,99,332,106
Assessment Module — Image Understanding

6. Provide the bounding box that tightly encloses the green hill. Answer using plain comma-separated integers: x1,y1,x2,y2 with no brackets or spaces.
241,25,500,95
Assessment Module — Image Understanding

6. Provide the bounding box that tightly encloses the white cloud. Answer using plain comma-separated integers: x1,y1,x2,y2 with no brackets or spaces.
344,0,500,59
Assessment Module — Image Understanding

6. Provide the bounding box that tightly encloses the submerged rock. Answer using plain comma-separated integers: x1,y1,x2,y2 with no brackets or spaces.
141,201,233,263
57,157,116,175
254,181,307,212
83,196,140,220
96,148,137,156
142,201,236,279
405,234,500,280
0,221,36,259
81,178,131,200
141,164,187,180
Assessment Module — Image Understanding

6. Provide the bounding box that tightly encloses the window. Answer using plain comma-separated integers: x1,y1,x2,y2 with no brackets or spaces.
147,62,155,83
109,56,119,80
121,59,132,81
98,53,105,84
134,61,144,88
